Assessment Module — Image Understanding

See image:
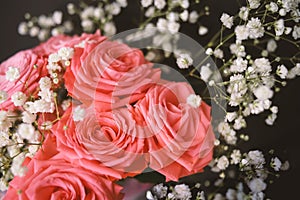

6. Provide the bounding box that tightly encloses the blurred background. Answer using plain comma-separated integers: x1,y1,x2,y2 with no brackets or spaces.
0,0,299,199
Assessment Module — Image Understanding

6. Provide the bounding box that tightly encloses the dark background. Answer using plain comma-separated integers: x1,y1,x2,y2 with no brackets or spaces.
0,1,299,199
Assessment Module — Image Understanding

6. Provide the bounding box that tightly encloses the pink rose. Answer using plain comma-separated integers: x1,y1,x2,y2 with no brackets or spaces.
64,40,161,111
0,50,47,110
129,82,215,181
4,135,124,200
51,106,144,177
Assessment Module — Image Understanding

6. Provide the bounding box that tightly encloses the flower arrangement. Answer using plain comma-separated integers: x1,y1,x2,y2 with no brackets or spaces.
0,0,299,199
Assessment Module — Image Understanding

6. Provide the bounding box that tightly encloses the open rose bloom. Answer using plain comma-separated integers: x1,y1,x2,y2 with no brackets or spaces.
2,31,215,199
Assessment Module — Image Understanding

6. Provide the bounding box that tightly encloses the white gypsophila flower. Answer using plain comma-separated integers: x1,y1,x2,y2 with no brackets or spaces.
17,123,37,141
22,111,37,124
200,63,212,82
81,6,94,19
6,66,20,82
52,11,63,25
248,178,267,193
39,76,52,91
218,122,231,135
29,26,40,37
233,116,246,130
154,0,166,9
11,154,27,177
106,2,121,15
217,155,230,170
58,47,74,60
117,0,127,7
180,10,189,21
230,149,241,164
38,29,50,41
38,89,53,102
51,27,64,36
226,189,237,200
292,25,300,40
156,18,168,33
179,0,189,9
271,157,282,171
220,13,234,29
213,49,224,59
248,0,260,9
146,191,155,200
234,25,249,41
187,94,202,108
252,58,272,74
213,193,225,200
265,113,277,125
246,17,264,39
18,22,28,35
0,131,10,147
27,145,39,158
276,65,288,79
11,91,27,106
173,184,192,200
145,6,155,17
152,183,168,199
167,12,179,22
189,11,199,23
38,15,54,27
267,39,277,52
73,106,86,122
230,57,248,73
227,74,247,95
61,99,72,111
103,22,117,36
247,150,265,167
270,106,278,114
249,100,264,114
251,192,265,200
30,99,54,113
167,21,180,34
205,48,213,55
198,26,208,35
0,90,8,104
262,99,271,110
229,43,246,57
224,129,237,145
176,53,193,69
48,53,60,63
268,2,278,13
274,19,285,36
253,85,273,100
239,7,249,21
287,63,300,79
94,7,104,19
226,112,237,122
0,178,8,192
67,3,76,15
81,19,94,32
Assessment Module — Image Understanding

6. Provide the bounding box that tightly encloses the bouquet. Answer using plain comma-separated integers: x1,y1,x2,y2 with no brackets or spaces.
1,0,299,199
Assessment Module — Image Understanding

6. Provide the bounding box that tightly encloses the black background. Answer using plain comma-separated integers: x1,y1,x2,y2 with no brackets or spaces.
0,0,299,199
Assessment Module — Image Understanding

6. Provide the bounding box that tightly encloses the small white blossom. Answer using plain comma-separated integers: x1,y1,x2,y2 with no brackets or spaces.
103,22,116,36
247,150,265,167
18,22,28,35
213,193,225,200
292,25,300,40
187,94,202,108
226,112,237,122
145,6,155,17
38,89,53,102
0,178,8,191
156,18,168,33
117,0,127,7
27,145,39,158
239,7,249,21
217,155,229,170
246,17,264,39
226,189,237,200
62,99,72,111
189,11,199,23
67,3,76,15
180,10,189,22
167,12,179,22
176,54,193,69
52,11,63,25
268,2,278,13
265,113,277,125
73,106,86,121
249,100,265,114
167,21,180,34
22,111,37,124
279,8,287,16
48,53,60,63
230,149,241,164
248,178,267,193
152,183,168,199
173,184,192,200
6,67,20,82
200,63,212,82
220,13,234,29
276,65,288,79
154,0,166,9
94,7,104,19
81,19,94,32
213,49,224,59
205,48,213,55
270,106,278,114
0,91,8,104
198,26,208,35
29,26,40,37
267,39,277,52
11,91,27,106
81,6,94,19
248,0,260,9
58,47,74,60
0,131,10,147
39,77,52,90
17,123,36,141
287,63,300,79
40,121,53,130
146,191,155,200
274,19,285,36
271,157,282,171
235,25,249,41
11,154,27,177
179,0,189,9
230,57,248,72
233,116,246,130
254,85,273,100
253,58,272,74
